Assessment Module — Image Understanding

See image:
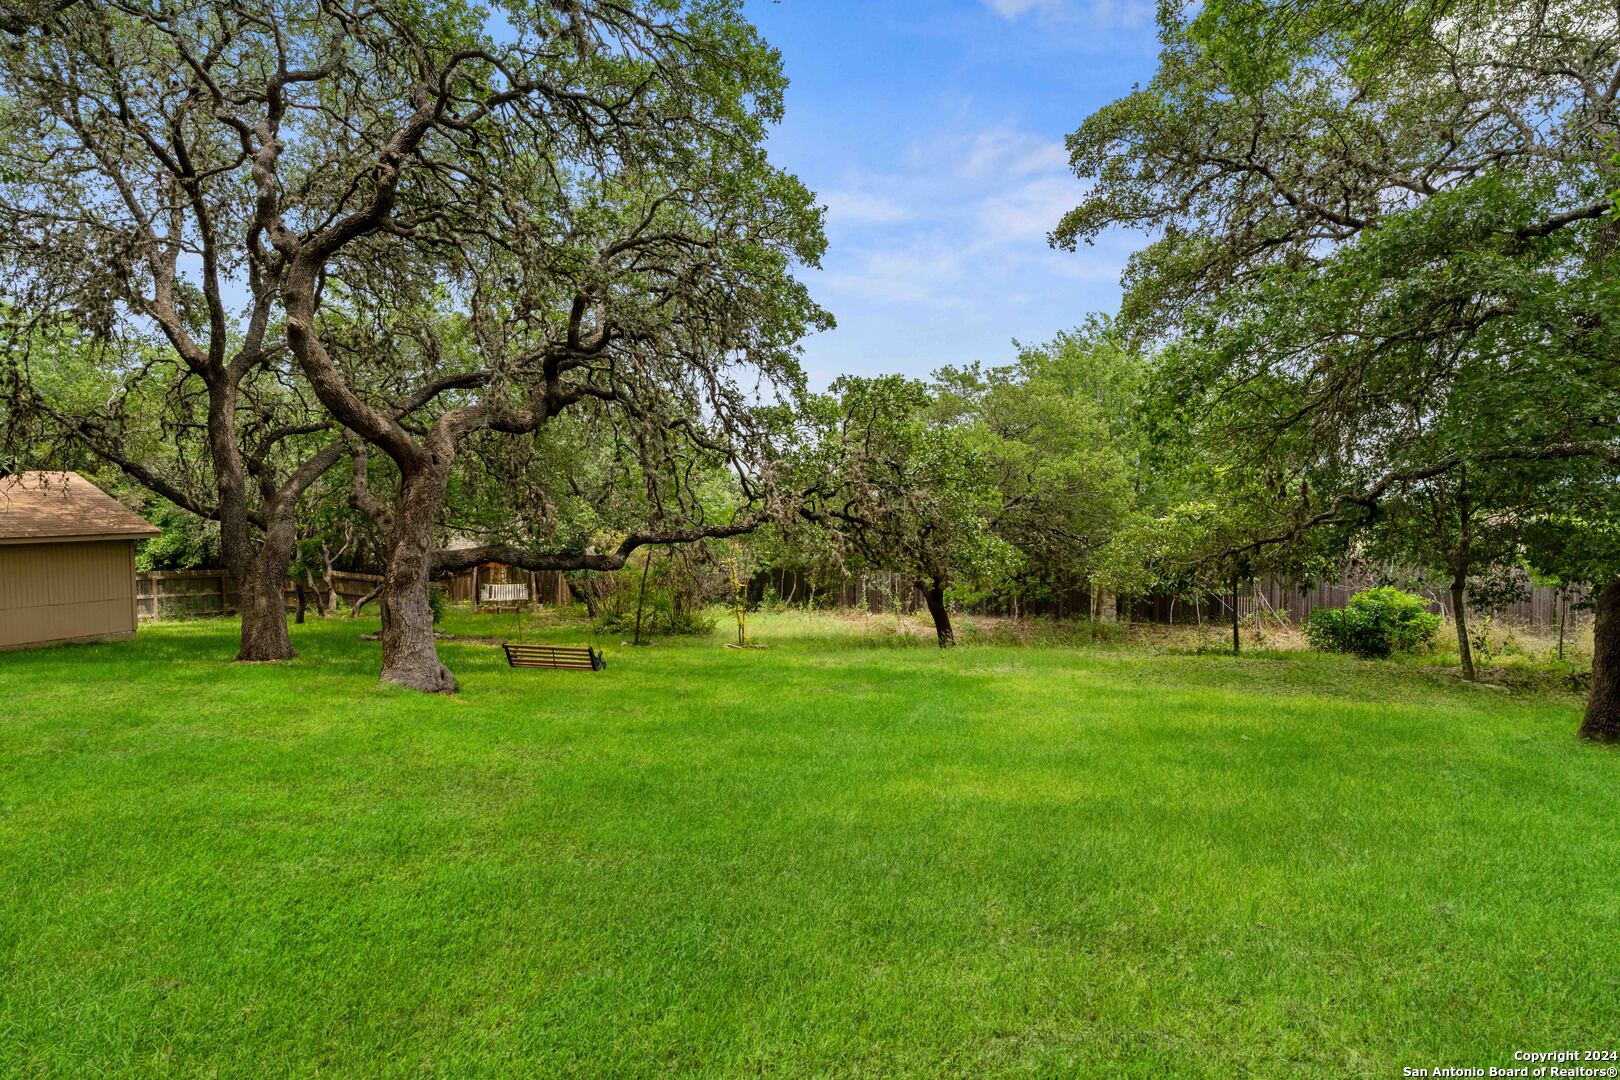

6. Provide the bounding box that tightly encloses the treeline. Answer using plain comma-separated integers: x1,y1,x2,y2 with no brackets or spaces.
0,0,1617,741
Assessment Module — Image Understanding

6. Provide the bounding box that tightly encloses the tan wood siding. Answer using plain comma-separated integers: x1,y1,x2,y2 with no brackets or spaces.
0,540,139,649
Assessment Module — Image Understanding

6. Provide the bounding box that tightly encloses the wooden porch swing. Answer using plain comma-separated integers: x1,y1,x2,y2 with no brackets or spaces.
497,577,605,673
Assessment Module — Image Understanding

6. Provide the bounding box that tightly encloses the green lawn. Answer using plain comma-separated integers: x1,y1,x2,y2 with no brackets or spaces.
2,610,1615,1077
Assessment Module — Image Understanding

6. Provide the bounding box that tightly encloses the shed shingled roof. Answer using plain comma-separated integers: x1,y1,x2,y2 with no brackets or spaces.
0,471,162,544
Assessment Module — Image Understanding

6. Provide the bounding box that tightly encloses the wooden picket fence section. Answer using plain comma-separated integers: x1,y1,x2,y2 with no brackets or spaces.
136,569,384,621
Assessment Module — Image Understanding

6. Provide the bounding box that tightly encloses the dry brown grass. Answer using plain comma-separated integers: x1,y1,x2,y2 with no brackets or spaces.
759,605,1595,673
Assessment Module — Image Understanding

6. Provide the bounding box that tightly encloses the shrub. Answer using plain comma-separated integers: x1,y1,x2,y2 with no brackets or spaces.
135,501,221,572
428,586,448,625
594,593,718,638
1306,587,1441,659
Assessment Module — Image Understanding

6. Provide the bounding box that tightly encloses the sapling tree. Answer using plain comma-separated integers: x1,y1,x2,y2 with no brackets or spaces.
1106,466,1334,653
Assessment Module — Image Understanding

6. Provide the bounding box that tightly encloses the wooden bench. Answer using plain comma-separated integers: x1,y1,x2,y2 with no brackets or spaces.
479,583,532,613
501,643,605,671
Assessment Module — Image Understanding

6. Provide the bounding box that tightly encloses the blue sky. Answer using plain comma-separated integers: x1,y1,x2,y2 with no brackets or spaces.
742,0,1162,387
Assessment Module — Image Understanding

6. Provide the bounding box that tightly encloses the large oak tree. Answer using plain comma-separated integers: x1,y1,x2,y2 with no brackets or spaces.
0,5,364,660
249,0,827,691
3,1,826,690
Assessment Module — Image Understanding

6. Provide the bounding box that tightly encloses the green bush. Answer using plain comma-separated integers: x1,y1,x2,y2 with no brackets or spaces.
428,586,448,625
135,502,220,572
1306,587,1441,659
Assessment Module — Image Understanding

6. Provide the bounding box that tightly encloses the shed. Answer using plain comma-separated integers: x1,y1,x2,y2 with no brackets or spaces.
0,471,160,651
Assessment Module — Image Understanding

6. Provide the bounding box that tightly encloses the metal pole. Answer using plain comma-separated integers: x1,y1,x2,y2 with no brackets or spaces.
633,548,653,646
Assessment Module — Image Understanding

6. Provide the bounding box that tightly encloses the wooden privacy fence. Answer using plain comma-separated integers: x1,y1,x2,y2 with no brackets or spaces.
139,565,1582,628
752,570,1092,619
1138,577,1585,629
136,569,384,620
752,569,1581,628
139,565,574,619
445,565,572,607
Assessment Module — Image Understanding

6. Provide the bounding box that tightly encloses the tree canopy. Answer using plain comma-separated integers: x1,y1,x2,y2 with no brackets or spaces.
1059,0,1620,734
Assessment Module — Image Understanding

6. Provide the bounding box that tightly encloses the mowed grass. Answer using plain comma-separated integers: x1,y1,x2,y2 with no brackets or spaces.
1,610,1616,1078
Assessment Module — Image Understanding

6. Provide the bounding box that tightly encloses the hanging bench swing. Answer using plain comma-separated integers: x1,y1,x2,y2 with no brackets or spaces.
499,587,606,672
501,642,606,671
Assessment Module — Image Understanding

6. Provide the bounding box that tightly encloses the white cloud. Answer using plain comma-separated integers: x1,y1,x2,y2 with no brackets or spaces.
983,0,1065,16
1086,0,1153,29
982,0,1152,28
975,174,1084,246
796,118,1139,375
954,129,1069,181
823,244,969,309
819,189,912,226
849,132,1084,249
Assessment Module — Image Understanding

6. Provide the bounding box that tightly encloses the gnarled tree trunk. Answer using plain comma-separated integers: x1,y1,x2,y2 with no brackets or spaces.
210,383,297,663
235,541,296,662
377,463,457,694
921,578,954,648
228,450,343,661
1580,579,1620,743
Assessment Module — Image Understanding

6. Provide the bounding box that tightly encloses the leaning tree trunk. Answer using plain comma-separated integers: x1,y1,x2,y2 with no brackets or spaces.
320,541,342,613
1556,587,1567,662
377,464,457,694
921,578,954,648
349,583,382,619
1579,579,1620,743
1450,574,1476,681
1230,574,1241,656
304,569,326,617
